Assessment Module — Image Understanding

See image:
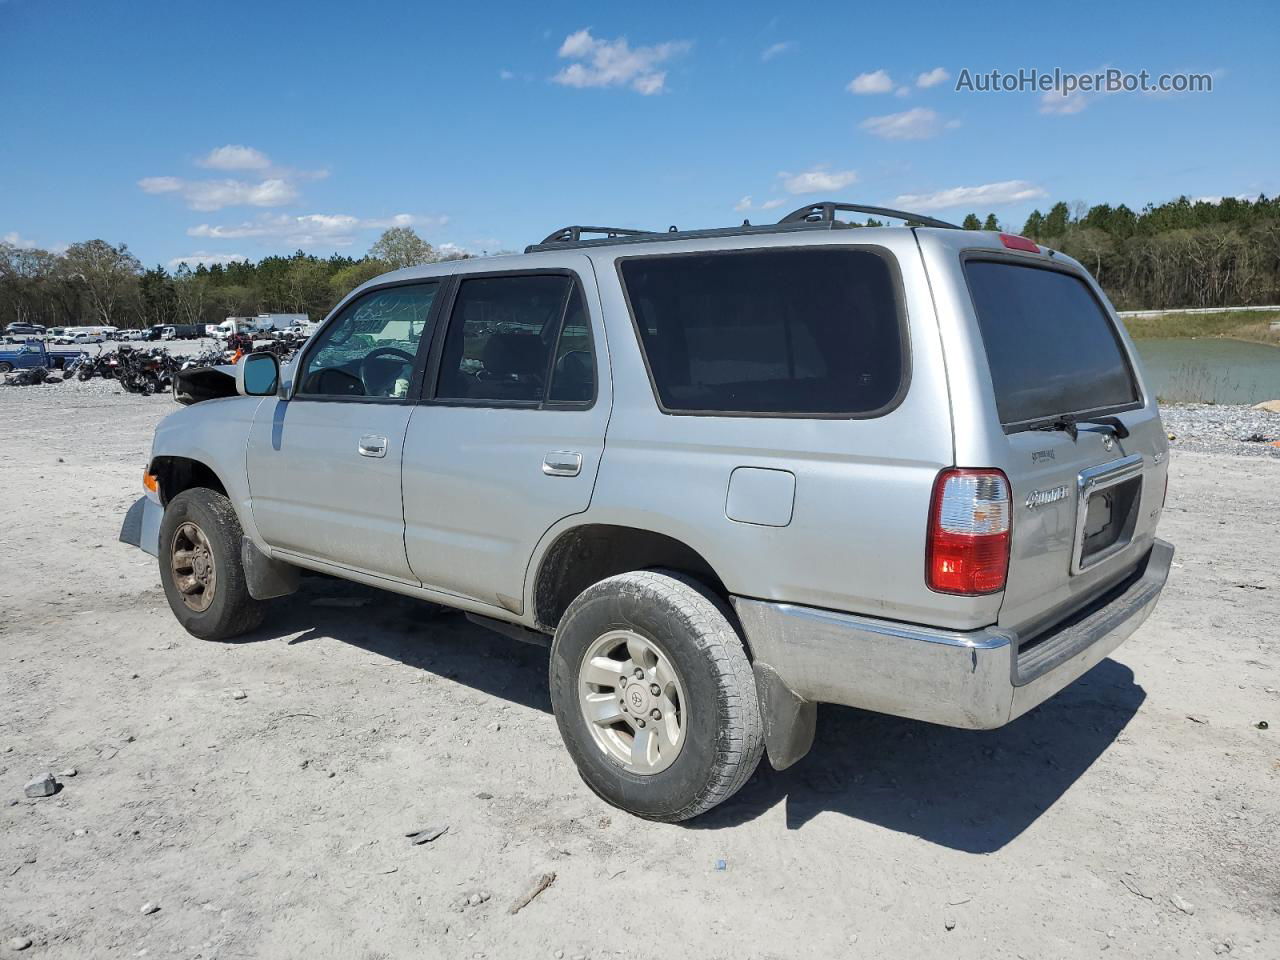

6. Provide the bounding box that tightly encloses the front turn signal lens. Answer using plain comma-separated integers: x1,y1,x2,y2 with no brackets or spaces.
143,471,159,494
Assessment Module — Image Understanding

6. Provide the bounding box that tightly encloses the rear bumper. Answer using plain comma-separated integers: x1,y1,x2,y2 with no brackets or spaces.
119,495,162,557
732,538,1173,730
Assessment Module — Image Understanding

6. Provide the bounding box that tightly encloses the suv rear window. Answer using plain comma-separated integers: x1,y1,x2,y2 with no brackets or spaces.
618,247,905,416
965,260,1139,427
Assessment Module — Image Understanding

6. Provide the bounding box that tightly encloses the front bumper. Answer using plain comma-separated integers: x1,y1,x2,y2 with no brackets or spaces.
733,538,1173,731
119,495,162,557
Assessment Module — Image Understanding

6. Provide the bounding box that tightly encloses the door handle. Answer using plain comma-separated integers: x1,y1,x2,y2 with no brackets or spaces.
542,451,582,477
358,434,388,458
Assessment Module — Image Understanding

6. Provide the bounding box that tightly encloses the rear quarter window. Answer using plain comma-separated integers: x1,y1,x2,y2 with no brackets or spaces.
965,259,1140,427
617,247,906,417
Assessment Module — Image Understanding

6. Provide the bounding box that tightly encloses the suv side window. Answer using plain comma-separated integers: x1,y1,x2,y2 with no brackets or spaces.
619,247,905,416
436,274,593,405
547,285,594,403
297,282,439,399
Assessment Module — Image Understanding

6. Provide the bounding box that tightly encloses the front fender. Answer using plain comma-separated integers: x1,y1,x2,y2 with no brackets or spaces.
148,395,267,546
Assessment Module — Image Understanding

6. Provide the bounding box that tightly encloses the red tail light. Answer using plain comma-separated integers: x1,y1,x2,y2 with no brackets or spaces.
927,468,1011,595
999,233,1040,253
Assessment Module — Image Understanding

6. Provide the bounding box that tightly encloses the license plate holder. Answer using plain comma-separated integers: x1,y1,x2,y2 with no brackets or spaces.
1072,455,1144,574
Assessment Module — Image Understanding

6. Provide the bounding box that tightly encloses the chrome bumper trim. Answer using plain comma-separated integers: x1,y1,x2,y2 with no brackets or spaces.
732,539,1173,730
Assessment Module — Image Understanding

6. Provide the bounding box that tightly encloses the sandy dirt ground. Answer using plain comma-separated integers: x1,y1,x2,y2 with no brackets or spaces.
1,385,1277,960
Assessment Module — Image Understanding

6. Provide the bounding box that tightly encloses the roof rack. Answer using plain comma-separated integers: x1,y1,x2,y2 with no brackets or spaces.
525,201,959,253
537,225,658,245
778,202,959,230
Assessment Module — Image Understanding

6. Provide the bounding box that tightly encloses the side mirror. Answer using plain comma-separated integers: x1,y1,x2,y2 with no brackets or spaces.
236,352,280,397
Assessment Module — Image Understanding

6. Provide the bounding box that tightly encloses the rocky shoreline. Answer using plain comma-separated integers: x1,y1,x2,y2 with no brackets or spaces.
1161,402,1280,457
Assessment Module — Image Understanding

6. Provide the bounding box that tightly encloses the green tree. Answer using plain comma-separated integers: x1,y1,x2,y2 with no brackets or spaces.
138,266,176,327
961,213,982,230
369,227,435,270
1042,202,1072,237
1021,210,1045,239
62,239,142,325
329,259,390,301
982,213,1000,231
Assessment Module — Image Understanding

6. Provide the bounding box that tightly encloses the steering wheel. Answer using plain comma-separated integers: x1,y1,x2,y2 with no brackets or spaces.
359,346,415,397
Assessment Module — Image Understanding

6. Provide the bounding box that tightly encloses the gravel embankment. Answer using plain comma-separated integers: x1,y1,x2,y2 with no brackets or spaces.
1161,403,1280,457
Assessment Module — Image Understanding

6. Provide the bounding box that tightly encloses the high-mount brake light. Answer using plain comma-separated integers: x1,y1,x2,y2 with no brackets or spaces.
927,468,1012,595
999,233,1040,253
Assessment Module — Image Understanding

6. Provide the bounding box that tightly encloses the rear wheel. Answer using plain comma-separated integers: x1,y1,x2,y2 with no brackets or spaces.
0,362,12,373
158,488,265,640
549,570,763,822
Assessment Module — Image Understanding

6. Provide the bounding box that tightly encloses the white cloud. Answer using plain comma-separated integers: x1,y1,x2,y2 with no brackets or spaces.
138,176,298,211
860,107,947,140
435,242,472,259
734,195,753,211
197,145,271,171
552,28,690,95
1192,193,1253,204
138,176,183,194
848,69,893,94
760,198,787,210
1039,89,1090,115
186,212,447,247
499,69,515,80
895,86,911,97
893,180,1048,212
168,251,249,269
916,67,950,89
779,168,858,195
761,41,793,62
2,231,37,248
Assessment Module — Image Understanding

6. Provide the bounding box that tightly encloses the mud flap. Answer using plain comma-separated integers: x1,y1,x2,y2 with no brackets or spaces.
119,496,162,557
752,661,817,771
241,537,301,600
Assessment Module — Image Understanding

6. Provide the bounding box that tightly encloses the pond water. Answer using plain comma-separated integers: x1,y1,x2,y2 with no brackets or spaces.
1133,338,1280,405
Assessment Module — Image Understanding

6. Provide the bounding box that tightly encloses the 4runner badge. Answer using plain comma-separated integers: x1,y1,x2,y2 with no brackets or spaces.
1025,484,1069,509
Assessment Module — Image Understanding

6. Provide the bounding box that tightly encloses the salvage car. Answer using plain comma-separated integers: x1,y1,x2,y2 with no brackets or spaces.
0,338,83,373
121,202,1174,821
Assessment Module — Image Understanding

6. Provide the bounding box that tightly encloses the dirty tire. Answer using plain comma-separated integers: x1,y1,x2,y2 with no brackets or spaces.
0,361,12,373
158,488,265,640
550,570,764,822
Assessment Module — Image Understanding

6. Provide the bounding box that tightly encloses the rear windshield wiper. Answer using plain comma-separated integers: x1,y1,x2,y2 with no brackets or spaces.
1027,414,1130,442
1029,415,1080,441
1088,415,1130,439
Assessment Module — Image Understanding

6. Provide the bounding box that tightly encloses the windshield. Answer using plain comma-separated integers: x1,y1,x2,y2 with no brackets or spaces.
965,259,1140,427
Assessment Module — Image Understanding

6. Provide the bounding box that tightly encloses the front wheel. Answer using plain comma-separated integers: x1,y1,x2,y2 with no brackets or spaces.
158,488,265,640
549,570,764,822
0,362,12,373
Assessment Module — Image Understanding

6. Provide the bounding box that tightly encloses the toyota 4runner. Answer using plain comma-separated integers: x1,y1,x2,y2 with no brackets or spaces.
121,202,1173,821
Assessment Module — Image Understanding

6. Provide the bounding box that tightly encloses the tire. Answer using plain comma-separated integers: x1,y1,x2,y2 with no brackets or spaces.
158,488,265,640
0,362,12,373
549,570,764,822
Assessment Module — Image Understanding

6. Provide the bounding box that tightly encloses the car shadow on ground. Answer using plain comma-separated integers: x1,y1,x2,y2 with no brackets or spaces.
241,575,1145,854
692,656,1145,851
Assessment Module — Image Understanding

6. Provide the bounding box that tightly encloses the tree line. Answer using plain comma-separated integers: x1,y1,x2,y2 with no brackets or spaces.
5,196,1280,327
0,227,470,330
961,194,1280,309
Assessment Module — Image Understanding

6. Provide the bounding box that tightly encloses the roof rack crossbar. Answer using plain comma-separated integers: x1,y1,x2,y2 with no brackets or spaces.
538,225,658,245
778,201,959,230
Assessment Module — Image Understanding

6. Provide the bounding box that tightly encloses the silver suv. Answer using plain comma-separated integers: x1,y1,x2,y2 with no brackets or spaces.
121,202,1173,821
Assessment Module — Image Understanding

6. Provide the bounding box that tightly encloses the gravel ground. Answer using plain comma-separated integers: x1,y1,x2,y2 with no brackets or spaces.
0,388,1277,959
1162,404,1280,457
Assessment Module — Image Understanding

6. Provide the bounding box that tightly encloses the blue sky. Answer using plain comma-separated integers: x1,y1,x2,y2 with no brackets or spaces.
1,0,1275,268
